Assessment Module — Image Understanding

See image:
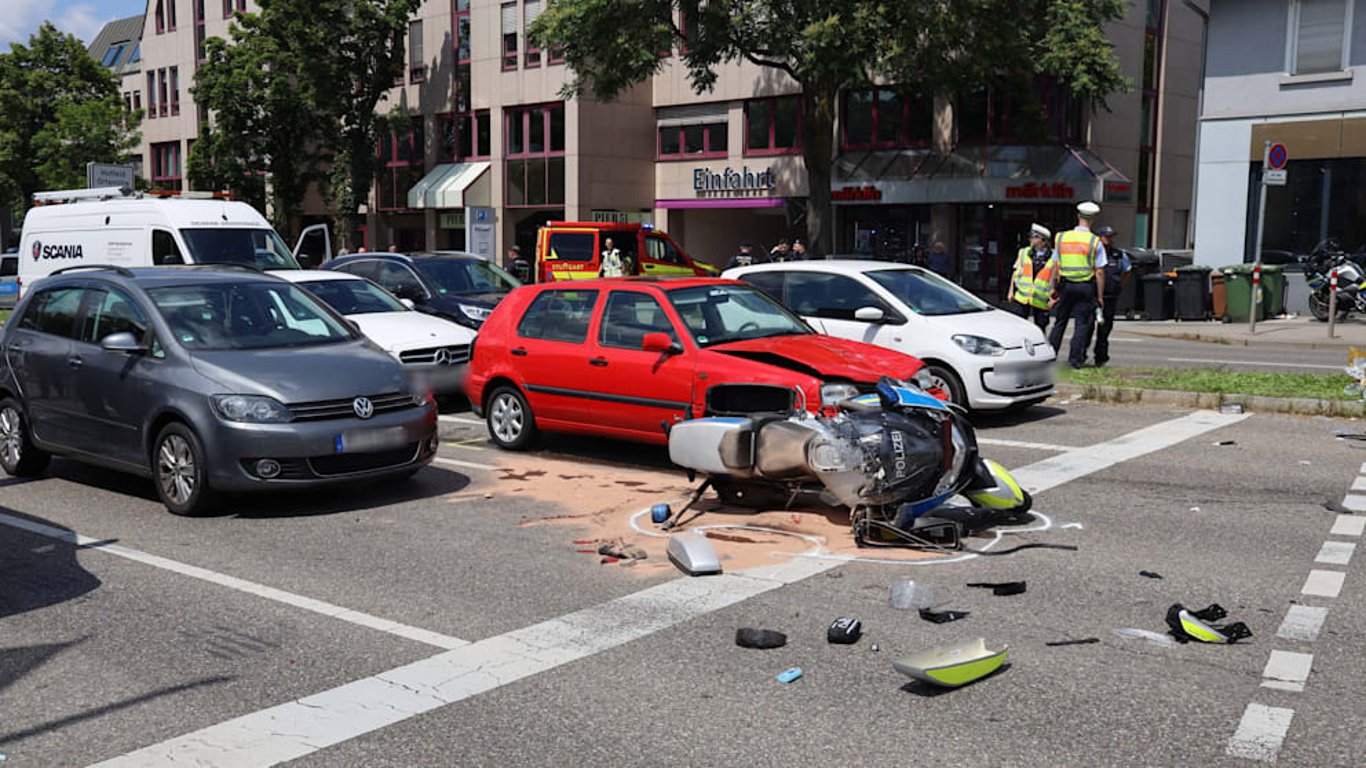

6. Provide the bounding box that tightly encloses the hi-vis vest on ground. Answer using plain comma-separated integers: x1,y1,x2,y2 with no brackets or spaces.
1054,229,1101,283
1011,248,1056,309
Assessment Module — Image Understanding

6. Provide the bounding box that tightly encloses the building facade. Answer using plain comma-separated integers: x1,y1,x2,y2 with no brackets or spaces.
1193,0,1366,266
96,0,1201,299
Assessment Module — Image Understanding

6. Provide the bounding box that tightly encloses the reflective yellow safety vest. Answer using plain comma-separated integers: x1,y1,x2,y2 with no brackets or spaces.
1055,229,1100,282
1011,248,1056,310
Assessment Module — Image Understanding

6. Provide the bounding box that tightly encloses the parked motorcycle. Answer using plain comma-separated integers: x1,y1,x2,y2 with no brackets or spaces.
1303,239,1366,322
665,377,1034,551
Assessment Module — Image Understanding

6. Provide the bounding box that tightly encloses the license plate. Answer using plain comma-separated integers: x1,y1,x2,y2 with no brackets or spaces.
335,426,406,453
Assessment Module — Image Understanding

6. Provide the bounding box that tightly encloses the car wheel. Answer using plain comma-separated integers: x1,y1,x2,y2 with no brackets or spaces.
486,386,538,451
152,423,220,516
924,364,967,409
0,399,50,477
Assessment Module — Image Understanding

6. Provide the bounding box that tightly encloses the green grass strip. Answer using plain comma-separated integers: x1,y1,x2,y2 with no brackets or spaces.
1060,366,1359,401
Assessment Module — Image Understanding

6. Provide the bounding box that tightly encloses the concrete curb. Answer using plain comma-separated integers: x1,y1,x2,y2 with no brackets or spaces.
1053,382,1366,417
1124,329,1362,351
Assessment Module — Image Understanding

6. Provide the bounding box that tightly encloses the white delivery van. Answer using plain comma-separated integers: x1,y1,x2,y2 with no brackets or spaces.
17,187,331,294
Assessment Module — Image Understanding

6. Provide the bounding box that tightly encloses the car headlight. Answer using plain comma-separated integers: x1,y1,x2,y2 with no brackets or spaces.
459,304,492,323
210,395,293,423
952,334,1005,356
820,383,861,406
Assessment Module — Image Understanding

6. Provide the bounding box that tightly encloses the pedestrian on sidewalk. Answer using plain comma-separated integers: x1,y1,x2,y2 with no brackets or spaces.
1047,201,1108,368
1007,223,1055,332
599,237,625,277
723,241,765,270
1091,225,1131,367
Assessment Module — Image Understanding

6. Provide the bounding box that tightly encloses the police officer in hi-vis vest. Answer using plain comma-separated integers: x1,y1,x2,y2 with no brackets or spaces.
1047,201,1108,369
1006,223,1055,332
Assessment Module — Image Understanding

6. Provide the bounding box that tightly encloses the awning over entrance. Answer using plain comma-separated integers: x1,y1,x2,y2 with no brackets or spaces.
407,162,491,209
832,145,1130,205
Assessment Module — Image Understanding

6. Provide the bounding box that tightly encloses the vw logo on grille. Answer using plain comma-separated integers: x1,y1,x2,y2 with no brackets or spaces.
353,396,374,419
433,348,450,366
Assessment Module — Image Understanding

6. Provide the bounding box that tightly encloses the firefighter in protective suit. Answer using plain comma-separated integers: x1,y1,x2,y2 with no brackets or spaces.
1046,201,1107,369
1006,223,1055,332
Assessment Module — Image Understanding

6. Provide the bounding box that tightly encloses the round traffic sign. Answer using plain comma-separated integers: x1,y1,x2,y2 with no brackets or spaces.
1268,143,1288,170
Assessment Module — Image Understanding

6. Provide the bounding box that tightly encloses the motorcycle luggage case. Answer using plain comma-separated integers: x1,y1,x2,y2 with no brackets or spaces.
668,417,756,475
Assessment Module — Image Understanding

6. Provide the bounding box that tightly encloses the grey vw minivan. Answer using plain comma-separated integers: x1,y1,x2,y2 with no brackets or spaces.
0,266,438,515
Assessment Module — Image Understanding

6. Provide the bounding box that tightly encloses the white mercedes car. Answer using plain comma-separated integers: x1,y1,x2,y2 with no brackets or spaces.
277,270,475,396
723,260,1055,410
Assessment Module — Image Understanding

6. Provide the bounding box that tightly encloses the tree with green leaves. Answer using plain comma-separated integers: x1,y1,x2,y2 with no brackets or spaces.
532,0,1128,255
189,0,418,242
0,22,141,218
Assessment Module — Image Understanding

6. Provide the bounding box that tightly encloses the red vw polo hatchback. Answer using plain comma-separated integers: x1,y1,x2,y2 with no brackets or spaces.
466,278,937,449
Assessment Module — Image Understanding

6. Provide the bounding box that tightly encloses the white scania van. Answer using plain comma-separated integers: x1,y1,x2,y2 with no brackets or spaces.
18,187,331,296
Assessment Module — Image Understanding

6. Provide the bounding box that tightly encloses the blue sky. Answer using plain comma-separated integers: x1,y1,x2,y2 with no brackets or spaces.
1,0,149,50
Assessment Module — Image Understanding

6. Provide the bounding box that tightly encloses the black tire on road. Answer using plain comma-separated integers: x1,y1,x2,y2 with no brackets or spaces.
485,385,538,451
0,398,50,477
152,422,220,516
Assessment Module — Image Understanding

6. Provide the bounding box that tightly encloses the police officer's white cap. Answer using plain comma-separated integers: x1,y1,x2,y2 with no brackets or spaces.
1030,223,1051,239
1077,201,1100,217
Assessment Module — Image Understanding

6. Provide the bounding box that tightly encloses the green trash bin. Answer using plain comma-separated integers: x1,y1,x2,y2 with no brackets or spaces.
1220,265,1265,323
1261,264,1285,317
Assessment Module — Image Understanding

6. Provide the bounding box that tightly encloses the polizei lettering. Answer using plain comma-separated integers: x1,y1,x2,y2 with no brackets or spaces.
34,242,84,261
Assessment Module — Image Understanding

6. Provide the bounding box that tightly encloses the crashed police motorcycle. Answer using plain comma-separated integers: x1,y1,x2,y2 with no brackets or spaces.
1303,238,1366,322
664,376,1038,552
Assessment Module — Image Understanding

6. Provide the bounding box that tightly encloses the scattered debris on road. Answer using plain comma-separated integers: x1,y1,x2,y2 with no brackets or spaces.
919,608,970,624
889,579,937,610
1045,638,1100,647
893,638,1008,688
736,628,787,649
967,580,1027,596
1113,628,1178,647
1139,570,1164,579
827,617,862,644
1166,603,1253,644
776,667,804,683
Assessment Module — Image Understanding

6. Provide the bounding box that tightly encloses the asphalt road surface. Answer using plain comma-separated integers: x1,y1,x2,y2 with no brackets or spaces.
1061,322,1351,374
3,400,1366,766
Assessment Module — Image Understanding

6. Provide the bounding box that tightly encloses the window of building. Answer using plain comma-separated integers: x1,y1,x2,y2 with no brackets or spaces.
223,0,245,18
151,142,182,190
409,20,425,82
501,2,519,70
377,118,424,210
744,97,801,155
167,0,178,30
101,42,127,67
133,90,142,112
194,0,207,61
1291,0,1350,74
658,121,727,159
145,72,156,117
129,42,140,63
158,69,169,117
505,103,565,207
524,0,542,66
842,87,932,150
170,67,180,115
455,0,471,64
444,110,491,160
123,92,132,112
155,0,166,33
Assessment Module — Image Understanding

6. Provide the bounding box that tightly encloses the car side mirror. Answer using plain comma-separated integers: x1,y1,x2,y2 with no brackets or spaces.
100,331,145,353
854,306,885,322
400,298,416,310
344,319,362,334
642,332,681,354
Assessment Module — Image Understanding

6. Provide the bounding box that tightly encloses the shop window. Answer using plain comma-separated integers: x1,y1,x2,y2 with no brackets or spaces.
1291,0,1349,74
506,104,565,207
409,20,425,82
501,2,519,70
744,96,802,156
151,142,182,191
525,0,542,67
658,122,727,159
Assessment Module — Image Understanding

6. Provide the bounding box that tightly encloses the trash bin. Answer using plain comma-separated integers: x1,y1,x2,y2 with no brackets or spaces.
1211,270,1227,320
1261,264,1286,317
1220,264,1265,323
1141,273,1175,320
1120,249,1161,319
1174,265,1212,320
1160,250,1195,271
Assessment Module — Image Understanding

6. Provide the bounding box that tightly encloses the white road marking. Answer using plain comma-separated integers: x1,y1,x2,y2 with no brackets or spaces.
1227,704,1295,762
97,409,1243,765
1277,605,1329,642
1330,514,1366,537
1339,495,1366,513
438,414,485,426
431,456,501,472
1351,476,1366,492
976,437,1075,452
1360,462,1366,474
91,558,836,768
1301,569,1346,598
1260,650,1313,693
1166,357,1342,370
1315,540,1356,566
0,512,468,651
1009,409,1250,495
